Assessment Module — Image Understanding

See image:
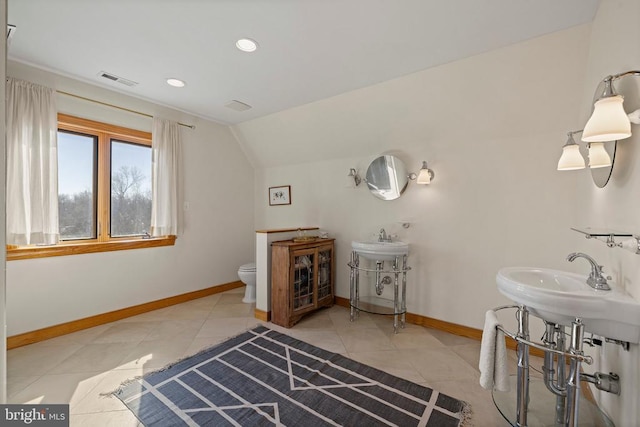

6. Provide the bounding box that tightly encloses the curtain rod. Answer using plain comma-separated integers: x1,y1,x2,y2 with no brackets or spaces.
56,90,195,129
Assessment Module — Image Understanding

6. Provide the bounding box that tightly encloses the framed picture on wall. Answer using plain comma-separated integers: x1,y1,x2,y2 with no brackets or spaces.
269,185,291,206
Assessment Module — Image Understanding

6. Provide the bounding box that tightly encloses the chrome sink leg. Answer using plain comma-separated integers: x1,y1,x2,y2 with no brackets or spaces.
401,254,407,329
555,325,567,424
565,318,585,427
516,306,530,427
350,251,359,321
393,257,399,333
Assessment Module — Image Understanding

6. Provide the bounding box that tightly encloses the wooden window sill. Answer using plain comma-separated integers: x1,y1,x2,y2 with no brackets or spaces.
7,235,176,261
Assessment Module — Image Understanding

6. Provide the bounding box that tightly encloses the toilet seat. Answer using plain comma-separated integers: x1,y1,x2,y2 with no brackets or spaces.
239,262,256,272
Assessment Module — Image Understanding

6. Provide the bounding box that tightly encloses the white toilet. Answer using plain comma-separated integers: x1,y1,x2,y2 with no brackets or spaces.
237,262,256,303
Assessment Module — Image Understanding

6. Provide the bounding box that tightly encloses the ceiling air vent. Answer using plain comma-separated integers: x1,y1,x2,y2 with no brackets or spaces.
98,71,138,87
224,100,252,112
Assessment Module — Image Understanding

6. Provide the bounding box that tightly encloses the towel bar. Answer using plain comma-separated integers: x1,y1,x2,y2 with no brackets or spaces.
491,305,593,364
496,324,593,365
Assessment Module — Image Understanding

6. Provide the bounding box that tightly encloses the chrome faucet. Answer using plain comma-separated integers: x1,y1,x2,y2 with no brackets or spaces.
566,252,611,290
378,228,391,242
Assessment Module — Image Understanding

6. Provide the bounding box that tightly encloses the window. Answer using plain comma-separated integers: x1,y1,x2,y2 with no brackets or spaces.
58,131,97,240
110,140,152,237
7,114,175,261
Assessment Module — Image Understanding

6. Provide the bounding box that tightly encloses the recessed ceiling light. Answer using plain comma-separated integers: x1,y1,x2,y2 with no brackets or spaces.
236,38,258,53
166,78,186,88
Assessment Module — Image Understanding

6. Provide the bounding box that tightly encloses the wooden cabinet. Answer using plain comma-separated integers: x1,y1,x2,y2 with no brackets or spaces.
271,239,335,328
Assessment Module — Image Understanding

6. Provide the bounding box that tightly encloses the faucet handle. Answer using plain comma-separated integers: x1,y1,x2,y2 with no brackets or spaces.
598,265,612,280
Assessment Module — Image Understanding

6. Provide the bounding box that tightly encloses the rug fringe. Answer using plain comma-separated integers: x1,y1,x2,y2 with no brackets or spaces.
458,401,473,427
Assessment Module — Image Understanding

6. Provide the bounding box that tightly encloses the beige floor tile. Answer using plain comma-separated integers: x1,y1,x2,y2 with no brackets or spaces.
427,327,480,346
196,317,253,338
143,319,204,342
290,310,336,330
8,343,84,377
181,294,222,310
327,308,379,329
387,328,446,350
216,293,245,305
205,302,254,318
337,327,395,352
183,336,230,357
162,305,212,321
7,375,40,398
49,342,138,374
92,322,156,344
117,338,195,371
409,347,481,383
289,330,347,353
450,343,482,372
9,371,106,406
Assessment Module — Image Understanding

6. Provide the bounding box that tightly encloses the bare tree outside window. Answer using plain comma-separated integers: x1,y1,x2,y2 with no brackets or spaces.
58,131,97,240
110,141,152,237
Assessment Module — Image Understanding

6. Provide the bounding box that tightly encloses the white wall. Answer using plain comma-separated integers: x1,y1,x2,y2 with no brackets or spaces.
573,1,640,425
6,62,255,336
236,25,589,330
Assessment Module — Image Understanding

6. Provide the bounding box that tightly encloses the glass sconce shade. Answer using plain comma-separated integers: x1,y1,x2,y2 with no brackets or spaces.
588,142,612,169
582,96,632,142
557,143,585,171
416,169,431,184
416,161,433,184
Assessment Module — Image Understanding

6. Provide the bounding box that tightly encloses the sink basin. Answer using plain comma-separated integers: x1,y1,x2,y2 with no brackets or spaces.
351,240,409,261
497,267,640,343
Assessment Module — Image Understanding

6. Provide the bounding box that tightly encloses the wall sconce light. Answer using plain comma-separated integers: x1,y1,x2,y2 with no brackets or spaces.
416,161,434,184
582,71,640,142
557,131,585,170
348,168,362,186
557,130,612,171
408,161,435,185
557,70,640,187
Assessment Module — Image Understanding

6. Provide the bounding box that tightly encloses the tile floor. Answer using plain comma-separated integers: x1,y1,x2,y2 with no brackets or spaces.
7,287,536,426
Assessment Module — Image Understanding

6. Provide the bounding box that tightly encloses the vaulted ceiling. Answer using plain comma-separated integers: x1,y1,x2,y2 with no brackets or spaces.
8,0,599,124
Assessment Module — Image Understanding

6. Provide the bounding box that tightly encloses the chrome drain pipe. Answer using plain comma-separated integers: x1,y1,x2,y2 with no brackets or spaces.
565,318,585,427
516,306,530,427
542,322,567,425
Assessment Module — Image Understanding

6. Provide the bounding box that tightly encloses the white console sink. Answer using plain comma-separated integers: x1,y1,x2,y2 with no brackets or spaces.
497,267,640,343
351,240,409,261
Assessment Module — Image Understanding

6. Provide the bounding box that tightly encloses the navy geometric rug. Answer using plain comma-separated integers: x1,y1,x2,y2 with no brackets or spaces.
114,325,471,426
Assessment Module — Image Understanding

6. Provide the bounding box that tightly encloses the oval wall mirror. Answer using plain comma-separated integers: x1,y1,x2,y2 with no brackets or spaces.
590,141,616,188
589,80,617,188
365,155,409,200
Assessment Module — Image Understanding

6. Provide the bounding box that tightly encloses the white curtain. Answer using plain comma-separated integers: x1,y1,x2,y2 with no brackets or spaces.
6,78,59,245
150,117,181,236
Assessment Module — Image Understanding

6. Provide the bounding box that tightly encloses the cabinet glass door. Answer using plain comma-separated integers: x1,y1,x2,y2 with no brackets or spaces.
317,247,332,300
293,251,314,310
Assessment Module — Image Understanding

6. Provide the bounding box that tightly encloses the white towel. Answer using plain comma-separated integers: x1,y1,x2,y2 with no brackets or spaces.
479,310,510,392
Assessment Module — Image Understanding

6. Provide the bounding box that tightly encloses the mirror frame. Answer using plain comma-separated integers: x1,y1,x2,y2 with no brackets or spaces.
365,155,409,200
